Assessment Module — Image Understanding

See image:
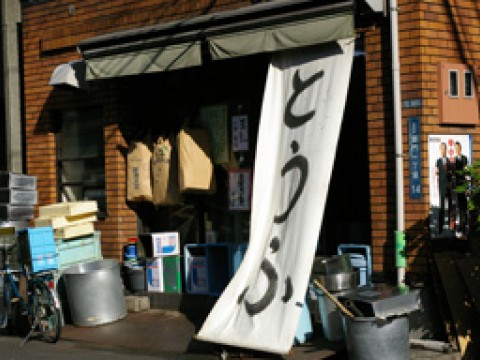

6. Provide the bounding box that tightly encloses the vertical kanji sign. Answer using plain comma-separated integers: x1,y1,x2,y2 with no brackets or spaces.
197,39,355,355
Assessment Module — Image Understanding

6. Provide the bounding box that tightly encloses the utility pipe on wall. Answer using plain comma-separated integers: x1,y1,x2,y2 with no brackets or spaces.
2,0,23,173
389,0,406,286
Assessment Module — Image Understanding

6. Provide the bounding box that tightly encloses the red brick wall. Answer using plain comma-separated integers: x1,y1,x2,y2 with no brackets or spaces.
23,0,480,273
364,0,480,278
22,0,250,260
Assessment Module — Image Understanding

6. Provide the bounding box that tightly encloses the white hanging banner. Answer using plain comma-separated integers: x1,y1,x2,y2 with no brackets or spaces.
196,38,355,355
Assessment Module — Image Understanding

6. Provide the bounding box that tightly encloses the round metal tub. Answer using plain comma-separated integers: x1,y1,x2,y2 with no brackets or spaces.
317,254,353,274
316,271,358,292
63,259,127,327
316,289,353,342
343,315,409,360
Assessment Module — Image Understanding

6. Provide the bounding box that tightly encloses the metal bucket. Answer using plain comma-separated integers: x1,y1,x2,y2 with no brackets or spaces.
316,289,351,342
316,271,358,292
63,259,127,326
343,315,409,360
315,254,353,274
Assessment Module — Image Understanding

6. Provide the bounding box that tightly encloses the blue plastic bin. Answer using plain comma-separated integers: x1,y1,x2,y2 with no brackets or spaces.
337,244,372,286
230,242,248,277
19,227,58,273
184,243,234,295
294,297,313,344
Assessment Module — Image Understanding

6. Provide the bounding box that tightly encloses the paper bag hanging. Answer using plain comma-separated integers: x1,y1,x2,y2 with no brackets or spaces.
127,141,153,202
152,136,183,205
177,128,216,193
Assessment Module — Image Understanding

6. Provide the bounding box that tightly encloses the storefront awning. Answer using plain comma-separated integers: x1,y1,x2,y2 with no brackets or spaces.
49,60,88,89
78,0,354,80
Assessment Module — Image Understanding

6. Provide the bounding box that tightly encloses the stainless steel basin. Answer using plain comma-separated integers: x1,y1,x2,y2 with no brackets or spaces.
316,271,358,292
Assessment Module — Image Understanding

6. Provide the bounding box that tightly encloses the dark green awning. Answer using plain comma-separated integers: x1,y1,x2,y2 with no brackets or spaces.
207,11,354,60
85,41,202,80
78,0,354,80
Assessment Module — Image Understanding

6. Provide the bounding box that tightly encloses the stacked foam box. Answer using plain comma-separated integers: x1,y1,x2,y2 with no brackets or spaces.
144,232,182,293
35,201,98,240
0,172,37,226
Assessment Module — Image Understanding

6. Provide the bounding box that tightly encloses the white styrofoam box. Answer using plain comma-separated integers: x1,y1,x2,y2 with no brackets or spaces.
151,232,180,257
146,258,163,292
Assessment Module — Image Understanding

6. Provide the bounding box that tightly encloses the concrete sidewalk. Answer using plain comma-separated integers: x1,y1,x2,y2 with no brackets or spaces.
59,309,461,359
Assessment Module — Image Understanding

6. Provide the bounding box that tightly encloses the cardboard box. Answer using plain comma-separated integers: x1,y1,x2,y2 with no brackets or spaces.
146,256,181,293
151,232,180,257
146,258,163,292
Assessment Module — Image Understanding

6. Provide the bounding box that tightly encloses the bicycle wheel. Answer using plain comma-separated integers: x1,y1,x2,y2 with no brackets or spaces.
32,281,61,343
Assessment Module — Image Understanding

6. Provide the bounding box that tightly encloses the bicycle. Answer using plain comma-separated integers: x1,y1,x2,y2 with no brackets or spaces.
0,240,62,345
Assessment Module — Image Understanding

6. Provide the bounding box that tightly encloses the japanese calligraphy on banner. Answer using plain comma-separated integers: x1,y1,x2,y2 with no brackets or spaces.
196,39,355,355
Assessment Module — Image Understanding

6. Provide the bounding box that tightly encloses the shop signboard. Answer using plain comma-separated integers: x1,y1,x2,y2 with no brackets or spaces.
197,38,355,355
231,114,249,151
228,169,251,211
428,134,472,239
408,117,422,199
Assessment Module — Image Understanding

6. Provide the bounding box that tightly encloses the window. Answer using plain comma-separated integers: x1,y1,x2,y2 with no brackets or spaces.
449,70,459,98
464,70,474,98
56,107,106,216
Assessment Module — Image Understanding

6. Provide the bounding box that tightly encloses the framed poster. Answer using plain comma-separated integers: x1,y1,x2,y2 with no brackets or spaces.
228,169,251,211
428,134,472,239
231,115,249,152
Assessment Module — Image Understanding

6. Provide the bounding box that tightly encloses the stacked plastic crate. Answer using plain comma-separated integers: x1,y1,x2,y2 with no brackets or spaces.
18,227,58,273
0,172,37,229
34,201,101,271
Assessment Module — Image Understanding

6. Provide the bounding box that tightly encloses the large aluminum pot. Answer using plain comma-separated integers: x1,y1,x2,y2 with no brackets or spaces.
316,271,358,292
62,259,127,327
313,254,353,275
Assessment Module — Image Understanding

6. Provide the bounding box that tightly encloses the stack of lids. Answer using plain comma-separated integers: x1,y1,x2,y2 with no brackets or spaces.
34,200,98,240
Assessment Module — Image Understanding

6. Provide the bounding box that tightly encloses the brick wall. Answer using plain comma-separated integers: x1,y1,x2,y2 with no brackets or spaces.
365,0,480,278
22,0,250,260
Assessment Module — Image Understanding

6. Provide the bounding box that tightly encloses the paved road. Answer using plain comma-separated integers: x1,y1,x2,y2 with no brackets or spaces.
0,335,217,360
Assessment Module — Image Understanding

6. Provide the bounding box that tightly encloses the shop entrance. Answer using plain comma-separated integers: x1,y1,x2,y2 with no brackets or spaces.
120,47,370,258
319,53,371,256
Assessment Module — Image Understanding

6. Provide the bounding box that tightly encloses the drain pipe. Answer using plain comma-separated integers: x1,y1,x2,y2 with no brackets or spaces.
389,0,406,286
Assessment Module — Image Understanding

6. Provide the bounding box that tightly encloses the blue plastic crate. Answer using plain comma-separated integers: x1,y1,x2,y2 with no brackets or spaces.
230,242,248,277
31,252,58,273
184,244,208,294
184,243,233,295
19,227,58,272
337,244,372,286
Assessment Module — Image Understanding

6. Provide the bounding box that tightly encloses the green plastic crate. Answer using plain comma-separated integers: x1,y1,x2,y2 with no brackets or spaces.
56,231,102,270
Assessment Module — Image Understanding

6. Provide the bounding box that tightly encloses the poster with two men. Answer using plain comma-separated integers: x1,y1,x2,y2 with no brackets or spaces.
428,134,472,239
